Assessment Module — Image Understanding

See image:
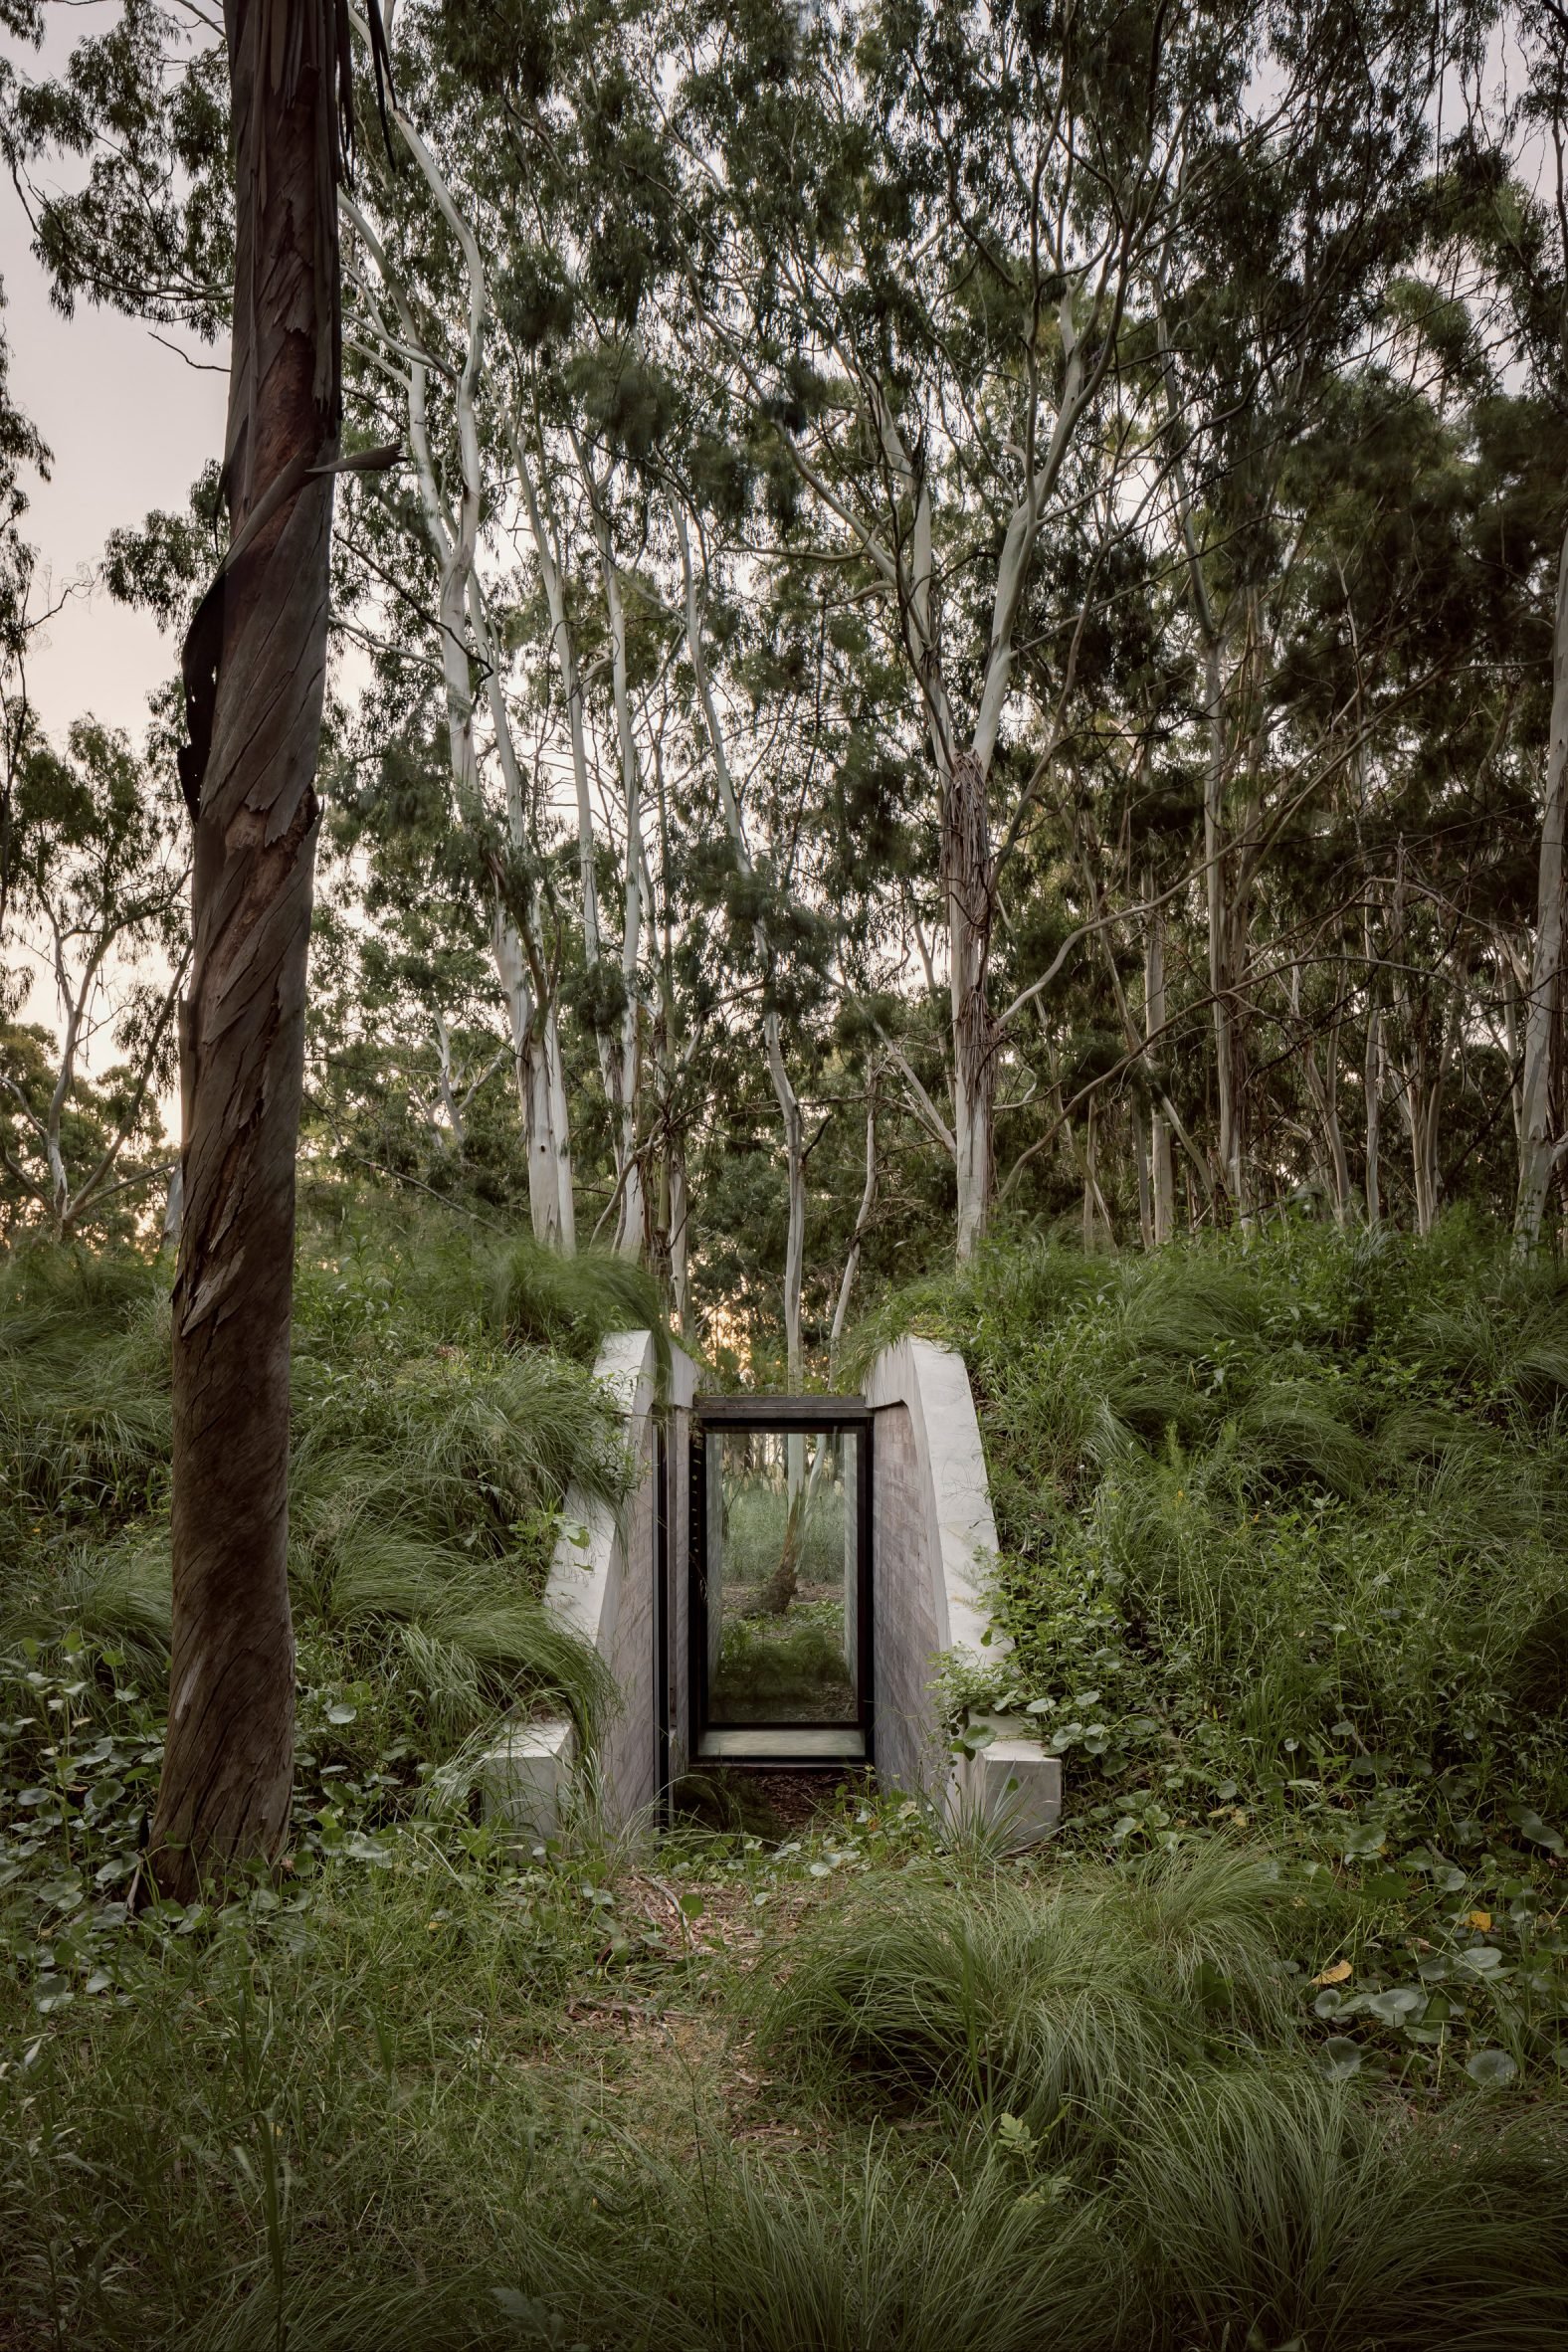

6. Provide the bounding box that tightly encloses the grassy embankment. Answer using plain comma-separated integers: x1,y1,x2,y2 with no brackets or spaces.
2,1201,1567,2347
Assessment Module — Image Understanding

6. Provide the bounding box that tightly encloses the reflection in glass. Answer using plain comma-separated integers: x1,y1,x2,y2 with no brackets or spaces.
705,1427,859,1725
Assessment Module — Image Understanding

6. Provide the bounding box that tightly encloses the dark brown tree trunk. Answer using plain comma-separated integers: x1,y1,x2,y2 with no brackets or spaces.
149,0,345,1901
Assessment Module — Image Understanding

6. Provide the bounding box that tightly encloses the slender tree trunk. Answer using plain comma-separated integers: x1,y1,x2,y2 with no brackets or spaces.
350,187,571,1244
542,994,575,1253
1202,639,1247,1217
1134,1110,1153,1250
151,0,344,1898
432,1011,464,1150
1363,919,1384,1230
596,525,646,1259
1144,896,1175,1244
677,504,807,1345
669,1144,689,1337
944,748,997,1263
1515,518,1568,1253
829,1079,878,1375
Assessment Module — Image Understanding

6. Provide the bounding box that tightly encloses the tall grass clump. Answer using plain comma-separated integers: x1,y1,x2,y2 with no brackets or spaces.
759,1845,1290,2143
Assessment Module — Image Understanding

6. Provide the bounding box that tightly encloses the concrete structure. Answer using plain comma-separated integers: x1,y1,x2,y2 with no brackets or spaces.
478,1329,696,1837
867,1337,1062,1847
481,1327,1059,1847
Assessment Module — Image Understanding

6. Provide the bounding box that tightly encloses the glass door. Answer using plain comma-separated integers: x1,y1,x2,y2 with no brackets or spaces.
693,1409,871,1761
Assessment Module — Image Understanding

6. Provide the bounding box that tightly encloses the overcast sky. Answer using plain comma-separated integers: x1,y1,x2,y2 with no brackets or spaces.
4,195,229,745
3,11,228,1132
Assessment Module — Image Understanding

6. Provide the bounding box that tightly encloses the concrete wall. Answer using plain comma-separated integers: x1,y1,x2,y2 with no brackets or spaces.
868,1336,1061,1846
480,1329,696,1837
483,1326,1058,1849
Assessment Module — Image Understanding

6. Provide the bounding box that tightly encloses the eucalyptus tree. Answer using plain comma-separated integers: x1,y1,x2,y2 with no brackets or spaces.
2,0,403,1886
1133,0,1485,1220
140,1,399,1898
673,0,1254,1259
1504,1,1568,1250
0,287,50,947
335,83,579,1250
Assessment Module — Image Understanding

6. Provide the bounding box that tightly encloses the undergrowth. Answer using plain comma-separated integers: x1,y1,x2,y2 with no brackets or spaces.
846,1211,1568,2091
0,1196,643,1883
3,1792,1567,2349
6,1203,1568,2343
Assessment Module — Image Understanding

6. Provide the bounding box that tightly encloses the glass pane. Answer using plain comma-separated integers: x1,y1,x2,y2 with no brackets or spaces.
705,1427,860,1725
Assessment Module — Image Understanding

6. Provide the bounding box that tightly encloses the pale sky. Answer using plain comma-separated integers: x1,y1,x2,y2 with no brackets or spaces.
2,5,228,1130
3,192,229,743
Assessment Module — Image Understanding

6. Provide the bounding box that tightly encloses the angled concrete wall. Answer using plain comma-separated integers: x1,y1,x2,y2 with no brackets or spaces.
483,1327,1057,1849
480,1329,696,1837
867,1337,1060,1846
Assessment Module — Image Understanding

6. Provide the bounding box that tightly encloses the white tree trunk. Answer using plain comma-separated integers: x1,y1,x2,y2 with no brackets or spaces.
1144,898,1175,1244
829,1081,878,1374
945,748,997,1264
1515,518,1568,1253
597,532,646,1259
678,504,808,1348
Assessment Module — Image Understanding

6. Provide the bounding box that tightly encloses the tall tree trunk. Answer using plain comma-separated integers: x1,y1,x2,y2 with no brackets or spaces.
829,1078,878,1375
668,1143,689,1338
1202,639,1247,1216
1363,910,1384,1230
151,0,344,1898
432,1010,464,1149
595,523,646,1259
945,748,997,1263
677,504,807,1345
1515,518,1568,1253
1144,894,1176,1244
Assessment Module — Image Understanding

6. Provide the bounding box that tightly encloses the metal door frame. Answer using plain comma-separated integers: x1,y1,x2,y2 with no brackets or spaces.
689,1396,875,1762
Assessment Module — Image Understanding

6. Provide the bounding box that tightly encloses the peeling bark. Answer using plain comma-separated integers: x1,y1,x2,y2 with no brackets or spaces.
151,0,348,1899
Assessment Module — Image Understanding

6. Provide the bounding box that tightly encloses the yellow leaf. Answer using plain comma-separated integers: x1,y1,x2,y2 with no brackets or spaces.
1467,1909,1492,1931
1311,1959,1352,1987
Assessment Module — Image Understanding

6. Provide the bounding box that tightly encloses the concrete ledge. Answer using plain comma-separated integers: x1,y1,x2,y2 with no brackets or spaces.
477,1716,578,1836
953,1713,1063,1849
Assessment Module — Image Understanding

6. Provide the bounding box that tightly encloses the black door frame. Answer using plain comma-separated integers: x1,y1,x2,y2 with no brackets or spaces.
689,1396,875,1762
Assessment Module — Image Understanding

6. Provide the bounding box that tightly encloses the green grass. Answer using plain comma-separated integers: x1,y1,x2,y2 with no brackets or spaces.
0,1196,645,1834
846,1214,1568,1848
7,1201,1568,2344
3,1800,1567,2349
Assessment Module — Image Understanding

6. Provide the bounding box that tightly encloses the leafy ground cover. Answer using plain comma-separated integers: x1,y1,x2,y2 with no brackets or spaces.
4,1206,1568,2345
0,1198,645,1910
848,1213,1568,2095
2,1788,1567,2349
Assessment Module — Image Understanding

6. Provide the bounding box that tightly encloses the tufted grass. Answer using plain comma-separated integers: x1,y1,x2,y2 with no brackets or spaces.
0,1196,646,1779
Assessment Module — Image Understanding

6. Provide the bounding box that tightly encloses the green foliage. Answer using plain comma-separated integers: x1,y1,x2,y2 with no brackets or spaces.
712,1603,854,1717
848,1218,1568,2087
760,1843,1291,2138
853,1219,1568,1845
3,1781,1565,2351
499,1233,669,1386
0,1200,640,1846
